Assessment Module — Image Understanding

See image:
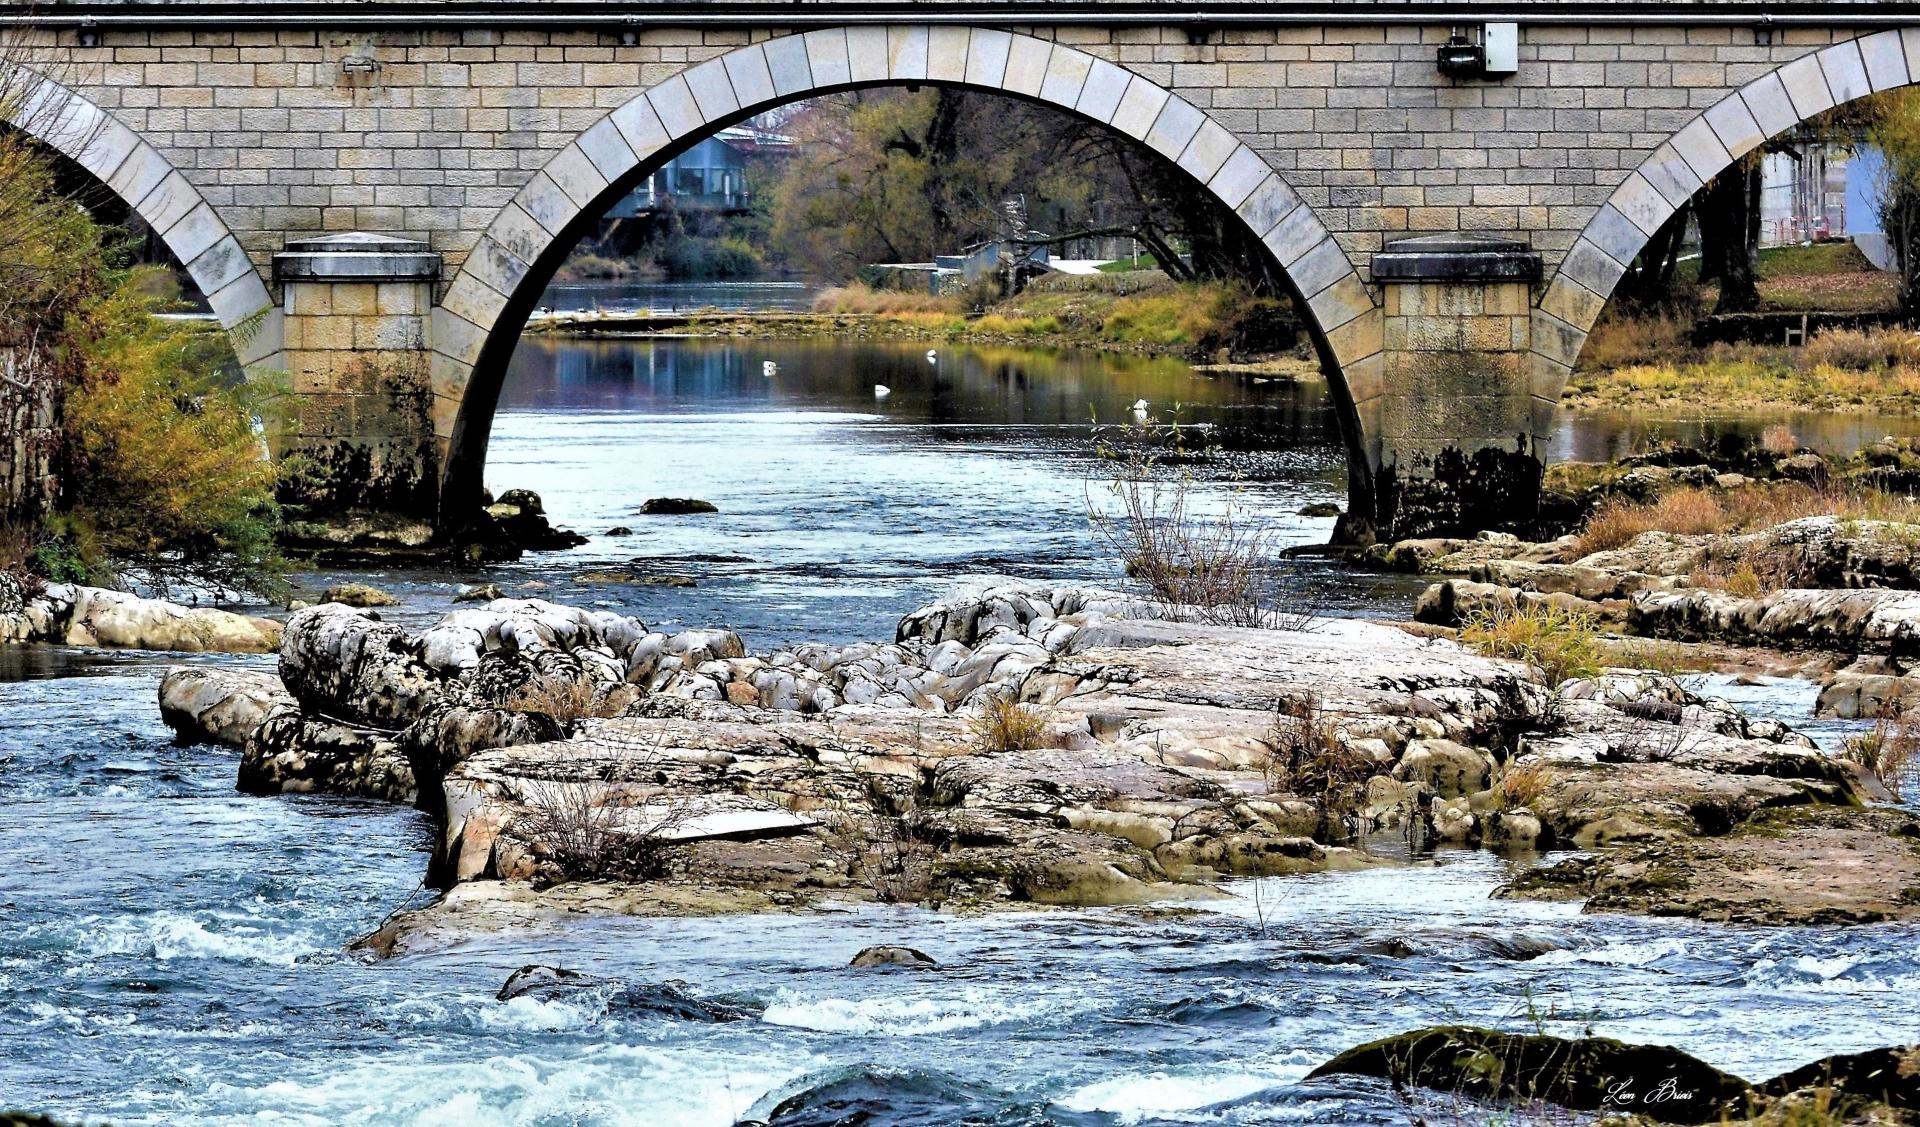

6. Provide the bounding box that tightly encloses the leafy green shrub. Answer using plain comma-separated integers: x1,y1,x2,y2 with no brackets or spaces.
58,267,288,596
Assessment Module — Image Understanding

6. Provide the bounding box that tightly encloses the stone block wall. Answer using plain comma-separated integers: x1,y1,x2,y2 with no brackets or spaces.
42,20,1865,289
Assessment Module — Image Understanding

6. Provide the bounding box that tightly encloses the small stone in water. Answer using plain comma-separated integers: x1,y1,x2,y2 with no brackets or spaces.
849,945,938,969
638,498,719,515
320,583,399,608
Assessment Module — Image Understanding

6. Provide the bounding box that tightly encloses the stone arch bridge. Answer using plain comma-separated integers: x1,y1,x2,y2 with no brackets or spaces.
4,1,1914,540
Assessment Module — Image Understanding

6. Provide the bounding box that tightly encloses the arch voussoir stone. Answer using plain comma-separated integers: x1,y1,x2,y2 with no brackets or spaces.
2,70,278,367
432,24,1377,522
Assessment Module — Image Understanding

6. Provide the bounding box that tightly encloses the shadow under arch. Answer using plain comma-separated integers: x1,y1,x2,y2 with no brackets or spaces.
429,26,1381,522
0,68,278,367
1533,29,1919,393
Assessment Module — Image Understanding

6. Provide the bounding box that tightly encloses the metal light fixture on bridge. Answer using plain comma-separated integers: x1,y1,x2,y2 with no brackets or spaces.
1437,23,1518,80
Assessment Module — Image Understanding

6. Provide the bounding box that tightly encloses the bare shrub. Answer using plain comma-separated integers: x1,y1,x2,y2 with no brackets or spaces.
1265,691,1372,840
831,773,938,904
1577,308,1696,371
1845,700,1920,802
514,741,686,885
1088,410,1316,630
969,693,1049,752
1601,703,1700,764
1802,326,1920,371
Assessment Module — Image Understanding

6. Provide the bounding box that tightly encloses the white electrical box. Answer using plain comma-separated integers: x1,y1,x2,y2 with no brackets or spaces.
1483,23,1519,76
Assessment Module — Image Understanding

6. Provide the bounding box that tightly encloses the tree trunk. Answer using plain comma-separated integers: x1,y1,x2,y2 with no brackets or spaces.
1898,190,1920,322
1702,158,1762,314
1614,203,1690,310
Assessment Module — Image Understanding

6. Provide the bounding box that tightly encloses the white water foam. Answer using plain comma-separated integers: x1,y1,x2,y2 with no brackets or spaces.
66,911,319,966
759,985,1072,1035
187,1043,809,1127
1058,1050,1316,1124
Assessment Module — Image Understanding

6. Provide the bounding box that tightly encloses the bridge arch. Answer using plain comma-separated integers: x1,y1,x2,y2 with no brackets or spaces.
429,25,1379,515
1532,30,1918,400
0,70,278,368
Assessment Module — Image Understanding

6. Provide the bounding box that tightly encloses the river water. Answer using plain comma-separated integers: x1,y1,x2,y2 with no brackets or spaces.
5,297,1919,1125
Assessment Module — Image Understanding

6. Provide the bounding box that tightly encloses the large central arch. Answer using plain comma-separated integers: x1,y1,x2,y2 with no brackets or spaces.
428,25,1381,517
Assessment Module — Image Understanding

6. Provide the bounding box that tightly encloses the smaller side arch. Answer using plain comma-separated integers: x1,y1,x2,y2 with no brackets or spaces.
1530,30,1917,406
4,71,279,368
427,26,1382,516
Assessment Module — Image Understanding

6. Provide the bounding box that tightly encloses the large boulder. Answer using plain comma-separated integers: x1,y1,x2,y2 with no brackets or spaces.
159,666,292,746
320,582,400,608
60,586,281,653
278,604,442,728
239,705,416,804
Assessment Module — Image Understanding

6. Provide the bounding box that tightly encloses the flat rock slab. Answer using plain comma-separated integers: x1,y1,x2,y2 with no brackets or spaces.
1499,806,1920,925
644,797,815,842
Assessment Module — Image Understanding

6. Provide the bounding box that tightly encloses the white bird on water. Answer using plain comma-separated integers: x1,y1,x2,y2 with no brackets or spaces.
874,384,891,398
762,360,778,377
1130,399,1150,418
926,349,938,363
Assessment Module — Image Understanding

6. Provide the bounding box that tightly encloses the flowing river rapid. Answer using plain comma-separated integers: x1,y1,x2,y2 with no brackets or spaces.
4,302,1920,1125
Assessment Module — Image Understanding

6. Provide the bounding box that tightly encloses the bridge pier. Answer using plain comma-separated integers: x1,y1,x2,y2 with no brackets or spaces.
1354,235,1549,543
272,233,444,530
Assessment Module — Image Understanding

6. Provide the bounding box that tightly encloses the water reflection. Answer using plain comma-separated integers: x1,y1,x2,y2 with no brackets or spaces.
456,336,1395,648
1552,406,1920,463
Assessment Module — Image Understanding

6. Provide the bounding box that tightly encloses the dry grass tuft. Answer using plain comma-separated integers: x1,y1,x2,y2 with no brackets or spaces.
1495,761,1554,811
970,694,1050,752
812,282,960,316
1579,489,1733,555
1800,326,1920,372
1264,692,1374,840
1578,308,1695,371
1759,423,1800,457
1461,603,1603,695
505,678,634,724
1845,700,1920,802
1577,482,1920,561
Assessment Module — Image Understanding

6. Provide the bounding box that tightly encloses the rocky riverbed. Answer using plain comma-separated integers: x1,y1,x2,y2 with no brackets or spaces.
1399,514,1920,725
155,583,1920,951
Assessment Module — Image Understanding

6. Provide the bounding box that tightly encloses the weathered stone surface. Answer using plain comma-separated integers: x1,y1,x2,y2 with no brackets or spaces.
40,586,282,653
849,945,938,969
231,583,1911,927
1308,1025,1753,1124
239,705,417,804
1630,587,1920,654
159,666,292,747
279,603,442,728
1498,806,1920,925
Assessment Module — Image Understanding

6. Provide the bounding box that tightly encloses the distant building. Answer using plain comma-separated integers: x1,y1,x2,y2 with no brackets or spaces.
1759,142,1850,246
604,125,793,218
